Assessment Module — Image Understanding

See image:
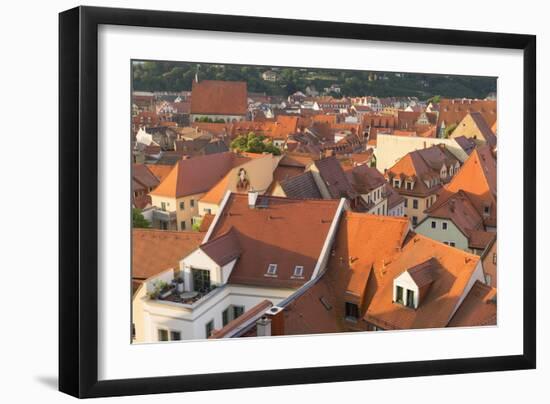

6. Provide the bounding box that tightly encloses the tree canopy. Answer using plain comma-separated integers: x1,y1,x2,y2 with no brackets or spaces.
132,61,496,100
132,208,151,228
230,132,281,156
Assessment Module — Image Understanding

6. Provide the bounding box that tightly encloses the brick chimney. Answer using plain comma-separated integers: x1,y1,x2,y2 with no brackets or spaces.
265,306,285,336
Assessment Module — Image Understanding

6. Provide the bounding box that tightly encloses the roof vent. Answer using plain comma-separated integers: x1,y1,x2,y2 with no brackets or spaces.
248,190,259,208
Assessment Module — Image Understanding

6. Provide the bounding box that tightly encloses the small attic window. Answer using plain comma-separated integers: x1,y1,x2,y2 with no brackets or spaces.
293,266,304,278
266,264,278,276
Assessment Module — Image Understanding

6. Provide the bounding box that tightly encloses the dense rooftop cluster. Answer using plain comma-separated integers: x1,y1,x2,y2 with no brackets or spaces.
130,75,497,342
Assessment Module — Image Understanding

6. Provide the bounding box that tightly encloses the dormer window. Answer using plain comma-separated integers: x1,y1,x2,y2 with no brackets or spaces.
345,302,359,322
395,285,404,304
265,264,278,277
393,179,401,188
483,205,490,216
406,290,415,308
405,181,413,191
293,265,304,278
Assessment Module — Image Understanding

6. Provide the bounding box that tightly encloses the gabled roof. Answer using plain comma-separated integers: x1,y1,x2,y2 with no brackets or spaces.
364,233,481,330
453,112,497,147
190,80,248,115
314,156,356,199
437,98,497,129
438,146,497,227
346,164,386,194
145,164,174,182
207,193,341,288
200,227,242,266
386,145,458,197
150,152,250,198
406,258,437,288
424,190,484,236
132,164,160,190
280,171,322,199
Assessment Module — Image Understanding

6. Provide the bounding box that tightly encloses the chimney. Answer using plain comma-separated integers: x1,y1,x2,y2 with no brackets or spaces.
248,189,259,208
256,316,272,337
266,306,285,336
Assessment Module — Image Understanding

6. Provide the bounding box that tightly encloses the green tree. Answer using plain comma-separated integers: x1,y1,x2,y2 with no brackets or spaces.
230,132,281,155
132,208,151,228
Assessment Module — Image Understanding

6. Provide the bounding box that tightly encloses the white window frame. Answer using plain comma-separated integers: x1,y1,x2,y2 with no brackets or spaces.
265,263,278,277
292,265,304,278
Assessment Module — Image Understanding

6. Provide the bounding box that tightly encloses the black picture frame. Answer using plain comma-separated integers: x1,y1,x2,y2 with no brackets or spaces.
59,5,536,398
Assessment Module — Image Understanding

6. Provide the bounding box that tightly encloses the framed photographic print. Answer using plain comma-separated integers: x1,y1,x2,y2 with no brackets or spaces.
59,6,536,398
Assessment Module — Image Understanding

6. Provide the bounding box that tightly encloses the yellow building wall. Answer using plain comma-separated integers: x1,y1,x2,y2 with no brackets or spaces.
198,155,277,215
404,194,436,225
150,192,205,231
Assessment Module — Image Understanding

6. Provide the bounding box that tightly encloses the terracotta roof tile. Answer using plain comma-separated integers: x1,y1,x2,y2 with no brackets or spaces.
346,165,386,194
208,194,341,288
132,229,204,282
201,227,242,266
145,164,174,182
150,152,250,198
132,164,160,190
190,80,248,116
437,146,497,227
364,233,481,330
448,281,497,327
314,156,356,199
283,212,410,335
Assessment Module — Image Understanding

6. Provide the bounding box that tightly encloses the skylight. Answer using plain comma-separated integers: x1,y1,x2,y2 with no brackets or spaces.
266,264,277,276
293,266,304,278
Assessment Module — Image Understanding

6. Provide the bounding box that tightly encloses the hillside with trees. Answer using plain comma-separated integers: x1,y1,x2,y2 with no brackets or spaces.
132,61,496,100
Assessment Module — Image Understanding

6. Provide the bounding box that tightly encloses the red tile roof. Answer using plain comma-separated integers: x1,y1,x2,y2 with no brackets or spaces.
314,156,356,199
190,80,248,116
437,98,497,130
133,164,160,190
424,190,484,236
207,193,341,288
150,152,250,198
346,164,386,194
364,233,481,330
436,146,497,227
448,281,497,327
132,229,204,282
200,227,242,266
283,212,410,335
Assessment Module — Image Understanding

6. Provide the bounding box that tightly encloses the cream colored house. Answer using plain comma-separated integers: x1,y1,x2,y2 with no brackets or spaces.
149,152,277,231
386,145,460,227
198,153,281,217
375,133,470,173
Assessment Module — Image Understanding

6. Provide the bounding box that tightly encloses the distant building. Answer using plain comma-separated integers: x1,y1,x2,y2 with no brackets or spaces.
437,98,497,138
261,70,280,82
190,80,248,123
449,112,497,148
386,145,460,226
